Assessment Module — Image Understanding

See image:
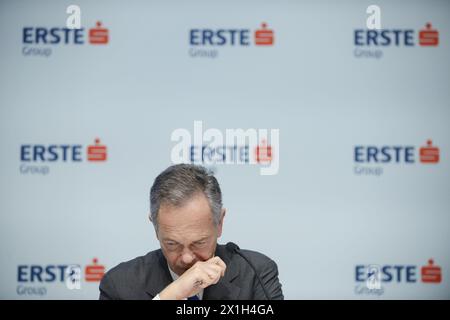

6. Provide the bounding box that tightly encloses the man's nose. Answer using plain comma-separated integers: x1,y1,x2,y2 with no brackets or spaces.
181,249,195,265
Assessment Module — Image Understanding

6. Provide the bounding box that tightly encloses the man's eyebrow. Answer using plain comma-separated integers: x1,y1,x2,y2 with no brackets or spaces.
194,237,209,243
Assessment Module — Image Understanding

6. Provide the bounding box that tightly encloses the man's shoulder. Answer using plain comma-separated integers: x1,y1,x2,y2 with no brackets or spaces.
238,248,278,269
217,244,278,272
215,244,283,299
103,249,162,282
99,249,165,300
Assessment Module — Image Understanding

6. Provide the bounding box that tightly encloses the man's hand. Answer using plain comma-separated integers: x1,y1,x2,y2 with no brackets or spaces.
159,256,226,300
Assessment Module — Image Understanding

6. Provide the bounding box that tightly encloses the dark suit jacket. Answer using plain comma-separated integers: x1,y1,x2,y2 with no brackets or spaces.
99,244,283,300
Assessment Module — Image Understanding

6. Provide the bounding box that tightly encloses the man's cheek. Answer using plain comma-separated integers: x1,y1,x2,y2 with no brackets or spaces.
166,254,178,266
197,251,212,261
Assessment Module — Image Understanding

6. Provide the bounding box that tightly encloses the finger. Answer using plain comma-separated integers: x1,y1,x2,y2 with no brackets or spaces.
207,256,226,271
203,263,223,276
197,273,216,289
202,264,222,283
190,261,223,289
207,257,227,276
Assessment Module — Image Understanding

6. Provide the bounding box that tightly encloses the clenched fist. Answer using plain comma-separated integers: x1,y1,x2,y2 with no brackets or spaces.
159,256,226,300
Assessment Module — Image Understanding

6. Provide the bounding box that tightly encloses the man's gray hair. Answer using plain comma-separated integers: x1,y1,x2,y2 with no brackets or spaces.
150,164,223,232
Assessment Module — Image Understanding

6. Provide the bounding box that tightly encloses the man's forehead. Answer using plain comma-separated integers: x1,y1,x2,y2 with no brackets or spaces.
158,202,214,225
158,212,214,229
158,213,214,234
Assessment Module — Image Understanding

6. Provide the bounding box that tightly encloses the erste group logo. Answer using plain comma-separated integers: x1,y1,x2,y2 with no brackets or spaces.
17,258,105,297
189,22,274,58
353,22,439,59
22,21,109,57
19,138,107,175
355,259,442,296
171,121,279,176
353,139,440,176
189,138,274,165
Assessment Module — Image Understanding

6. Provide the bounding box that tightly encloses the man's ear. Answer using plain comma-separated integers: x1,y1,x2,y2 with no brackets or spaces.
217,208,226,238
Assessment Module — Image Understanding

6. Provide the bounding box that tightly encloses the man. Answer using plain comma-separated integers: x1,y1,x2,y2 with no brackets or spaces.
99,164,283,300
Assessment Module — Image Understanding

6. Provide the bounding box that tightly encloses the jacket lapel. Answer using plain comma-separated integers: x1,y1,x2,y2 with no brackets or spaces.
203,278,241,300
203,245,241,300
144,250,173,299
